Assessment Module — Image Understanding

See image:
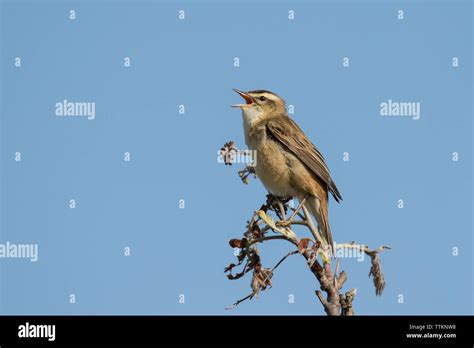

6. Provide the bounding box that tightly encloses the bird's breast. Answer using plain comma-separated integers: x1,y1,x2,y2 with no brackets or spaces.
253,137,293,197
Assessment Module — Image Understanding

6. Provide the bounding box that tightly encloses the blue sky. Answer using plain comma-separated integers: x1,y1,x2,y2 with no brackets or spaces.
0,0,472,315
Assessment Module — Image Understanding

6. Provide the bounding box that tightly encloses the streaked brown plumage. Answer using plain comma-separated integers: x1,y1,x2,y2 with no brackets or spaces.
232,89,342,252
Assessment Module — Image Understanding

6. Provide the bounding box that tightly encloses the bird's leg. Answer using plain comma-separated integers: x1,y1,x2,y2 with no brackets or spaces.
276,195,308,227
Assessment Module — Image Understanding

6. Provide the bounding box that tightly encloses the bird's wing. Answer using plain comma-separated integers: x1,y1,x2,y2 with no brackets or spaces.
266,117,342,203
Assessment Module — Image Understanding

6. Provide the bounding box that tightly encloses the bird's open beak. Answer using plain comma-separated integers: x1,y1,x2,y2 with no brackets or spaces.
232,88,254,108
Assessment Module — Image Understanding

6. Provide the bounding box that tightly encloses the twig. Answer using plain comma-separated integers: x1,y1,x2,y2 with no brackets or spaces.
271,250,299,272
226,250,298,310
238,165,256,185
334,243,390,296
225,293,254,310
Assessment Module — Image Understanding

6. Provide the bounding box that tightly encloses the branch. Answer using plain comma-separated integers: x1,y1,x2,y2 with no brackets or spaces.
221,141,391,315
225,293,254,310
340,288,357,316
238,165,256,185
271,250,299,272
225,250,298,310
335,243,391,296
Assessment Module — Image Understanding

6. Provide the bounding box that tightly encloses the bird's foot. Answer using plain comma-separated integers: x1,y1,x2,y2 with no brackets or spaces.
276,219,292,227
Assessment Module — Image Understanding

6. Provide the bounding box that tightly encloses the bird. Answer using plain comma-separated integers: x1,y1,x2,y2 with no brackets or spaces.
232,88,342,253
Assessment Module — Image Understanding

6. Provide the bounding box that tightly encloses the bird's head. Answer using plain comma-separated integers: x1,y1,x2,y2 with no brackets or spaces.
232,89,286,123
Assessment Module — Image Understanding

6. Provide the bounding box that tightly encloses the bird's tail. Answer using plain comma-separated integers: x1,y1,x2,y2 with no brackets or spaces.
304,195,334,255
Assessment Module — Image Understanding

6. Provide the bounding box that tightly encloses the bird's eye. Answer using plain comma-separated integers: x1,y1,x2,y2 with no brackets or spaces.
259,96,266,101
